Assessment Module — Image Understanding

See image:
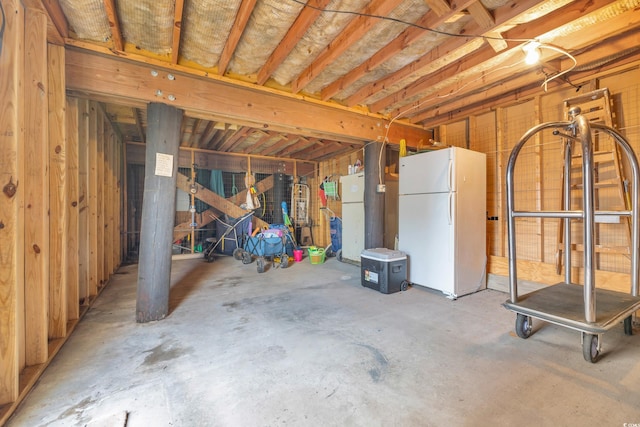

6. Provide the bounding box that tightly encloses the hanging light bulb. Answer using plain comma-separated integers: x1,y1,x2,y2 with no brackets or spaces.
523,41,541,65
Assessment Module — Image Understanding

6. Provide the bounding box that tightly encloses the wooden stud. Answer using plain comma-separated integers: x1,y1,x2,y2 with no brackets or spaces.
23,7,49,366
66,97,80,321
96,111,105,288
0,0,24,405
47,43,68,339
78,99,90,304
88,102,99,296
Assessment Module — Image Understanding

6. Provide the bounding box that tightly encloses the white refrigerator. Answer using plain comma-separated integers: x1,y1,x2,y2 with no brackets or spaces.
340,172,365,263
398,147,486,299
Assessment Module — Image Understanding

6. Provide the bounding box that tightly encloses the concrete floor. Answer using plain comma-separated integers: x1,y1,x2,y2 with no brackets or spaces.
6,255,640,426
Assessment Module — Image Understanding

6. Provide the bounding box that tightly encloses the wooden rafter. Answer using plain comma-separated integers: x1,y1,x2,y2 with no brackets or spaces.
102,0,123,51
186,119,201,148
292,0,399,94
390,0,623,120
423,0,451,17
410,10,640,126
207,129,232,150
39,0,69,39
354,0,548,111
321,0,477,100
171,0,185,64
133,108,145,143
274,136,314,157
298,141,342,160
256,0,331,85
198,121,217,147
258,134,298,156
226,129,260,153
242,131,275,154
467,1,494,29
218,0,258,76
215,127,250,151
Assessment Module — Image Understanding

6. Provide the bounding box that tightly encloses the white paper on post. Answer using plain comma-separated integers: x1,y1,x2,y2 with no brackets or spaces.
155,153,174,177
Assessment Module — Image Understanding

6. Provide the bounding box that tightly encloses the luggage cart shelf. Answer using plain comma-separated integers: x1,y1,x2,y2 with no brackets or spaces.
503,283,640,334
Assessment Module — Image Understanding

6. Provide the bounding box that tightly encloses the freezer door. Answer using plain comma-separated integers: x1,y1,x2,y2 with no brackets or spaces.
399,148,452,195
398,192,454,293
340,173,365,203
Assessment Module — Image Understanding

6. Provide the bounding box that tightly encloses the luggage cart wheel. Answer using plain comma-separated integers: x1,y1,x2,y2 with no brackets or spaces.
206,251,215,263
336,249,343,262
242,251,252,265
582,333,600,363
233,247,244,261
400,280,409,292
257,257,265,273
515,314,532,339
280,255,289,269
624,315,633,336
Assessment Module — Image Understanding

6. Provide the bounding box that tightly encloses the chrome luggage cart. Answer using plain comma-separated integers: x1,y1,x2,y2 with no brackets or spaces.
504,107,640,362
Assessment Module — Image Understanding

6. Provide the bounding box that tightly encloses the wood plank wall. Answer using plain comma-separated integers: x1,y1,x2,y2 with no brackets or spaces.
0,1,124,421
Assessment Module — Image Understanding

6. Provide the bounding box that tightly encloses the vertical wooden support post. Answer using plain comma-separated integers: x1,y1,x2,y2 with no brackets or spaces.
96,113,105,287
104,127,113,277
66,97,80,321
115,137,122,268
136,103,183,323
78,99,90,304
88,102,99,296
121,139,128,262
24,8,49,366
0,0,24,404
496,107,506,257
364,141,384,249
47,43,67,339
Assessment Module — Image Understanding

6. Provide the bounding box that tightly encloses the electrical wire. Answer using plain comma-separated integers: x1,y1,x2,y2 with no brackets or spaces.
288,0,534,43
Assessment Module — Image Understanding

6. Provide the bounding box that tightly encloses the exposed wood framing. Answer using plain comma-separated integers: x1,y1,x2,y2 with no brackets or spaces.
0,0,24,405
23,8,49,367
423,0,451,16
39,0,69,39
256,0,331,85
103,0,124,51
48,43,68,339
97,109,105,287
320,1,477,100
66,97,80,321
292,0,399,94
467,1,494,29
88,102,99,296
64,49,429,146
171,0,185,64
78,99,90,304
218,0,257,76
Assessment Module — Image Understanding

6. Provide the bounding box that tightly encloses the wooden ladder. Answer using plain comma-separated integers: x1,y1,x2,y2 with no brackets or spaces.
555,88,631,274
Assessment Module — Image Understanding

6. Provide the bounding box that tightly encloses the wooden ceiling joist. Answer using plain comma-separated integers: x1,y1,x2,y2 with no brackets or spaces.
467,1,494,29
256,0,332,86
423,0,452,17
345,0,548,108
102,0,123,51
133,107,145,144
259,135,299,157
218,0,258,76
320,0,477,101
39,0,69,39
171,0,185,64
291,0,400,94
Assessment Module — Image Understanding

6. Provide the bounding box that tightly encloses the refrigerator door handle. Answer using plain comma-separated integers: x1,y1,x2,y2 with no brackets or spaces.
448,191,453,225
447,159,453,191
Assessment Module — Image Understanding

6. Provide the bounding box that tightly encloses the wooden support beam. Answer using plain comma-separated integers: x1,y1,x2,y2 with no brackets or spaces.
48,43,68,339
137,103,183,323
39,0,69,39
97,110,105,288
66,97,80,321
218,0,257,76
0,0,24,405
24,8,50,366
467,1,494,29
65,49,430,145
